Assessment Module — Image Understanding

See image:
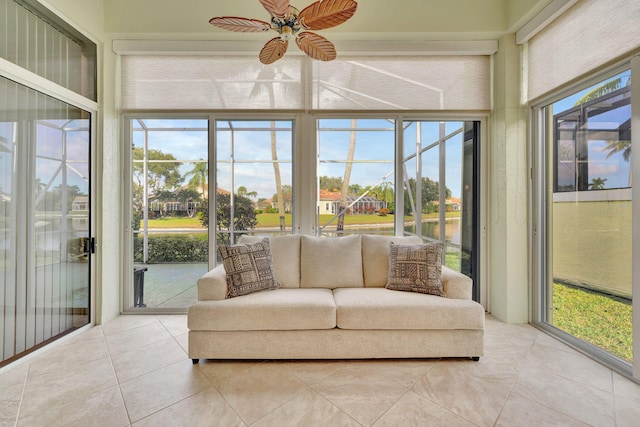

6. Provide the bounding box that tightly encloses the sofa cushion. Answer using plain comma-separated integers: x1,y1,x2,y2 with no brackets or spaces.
361,234,423,287
386,241,445,297
300,235,364,288
333,288,485,330
239,234,301,288
188,289,336,331
218,238,280,298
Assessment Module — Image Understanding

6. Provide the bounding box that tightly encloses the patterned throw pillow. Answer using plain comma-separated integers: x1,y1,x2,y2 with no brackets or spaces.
385,241,446,297
218,238,280,298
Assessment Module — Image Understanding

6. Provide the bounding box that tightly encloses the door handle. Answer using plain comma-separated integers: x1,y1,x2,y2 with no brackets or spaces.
83,237,97,254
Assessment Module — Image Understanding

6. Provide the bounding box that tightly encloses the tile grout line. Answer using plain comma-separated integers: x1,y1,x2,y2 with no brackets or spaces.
196,362,254,426
611,369,620,427
13,362,31,427
409,368,484,427
501,343,613,426
101,324,135,426
306,382,366,427
368,362,438,426
156,314,190,359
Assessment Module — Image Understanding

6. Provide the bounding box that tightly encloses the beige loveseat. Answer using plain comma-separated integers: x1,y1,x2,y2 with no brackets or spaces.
188,234,485,363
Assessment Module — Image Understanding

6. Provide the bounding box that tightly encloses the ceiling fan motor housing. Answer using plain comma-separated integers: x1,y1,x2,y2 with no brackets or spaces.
272,6,301,40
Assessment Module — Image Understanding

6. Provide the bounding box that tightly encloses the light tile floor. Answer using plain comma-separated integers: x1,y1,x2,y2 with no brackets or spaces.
2,314,640,426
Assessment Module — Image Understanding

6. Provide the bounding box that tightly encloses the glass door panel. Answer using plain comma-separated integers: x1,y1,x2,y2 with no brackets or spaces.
544,70,633,363
130,118,209,309
1,77,91,365
402,120,479,295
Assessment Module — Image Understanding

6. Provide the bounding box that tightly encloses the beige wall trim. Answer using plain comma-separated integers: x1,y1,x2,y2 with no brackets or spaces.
112,40,498,56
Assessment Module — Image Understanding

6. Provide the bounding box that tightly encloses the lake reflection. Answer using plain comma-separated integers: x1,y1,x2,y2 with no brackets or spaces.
337,218,461,246
408,218,461,245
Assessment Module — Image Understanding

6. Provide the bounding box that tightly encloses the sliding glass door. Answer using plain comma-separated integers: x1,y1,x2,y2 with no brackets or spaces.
1,77,92,365
534,67,635,373
128,118,209,310
402,120,480,295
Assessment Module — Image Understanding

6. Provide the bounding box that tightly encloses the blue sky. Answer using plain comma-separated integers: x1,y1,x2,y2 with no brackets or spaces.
132,118,469,201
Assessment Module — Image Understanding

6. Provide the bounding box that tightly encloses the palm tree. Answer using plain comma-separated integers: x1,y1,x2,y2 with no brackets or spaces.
184,160,208,199
574,77,625,105
237,186,257,199
588,177,607,190
270,121,286,231
375,181,394,209
603,139,631,161
249,68,298,233
337,119,357,234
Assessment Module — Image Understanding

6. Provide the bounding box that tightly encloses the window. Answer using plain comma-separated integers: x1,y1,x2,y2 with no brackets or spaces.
1,0,97,100
214,119,293,248
316,118,395,236
124,114,484,310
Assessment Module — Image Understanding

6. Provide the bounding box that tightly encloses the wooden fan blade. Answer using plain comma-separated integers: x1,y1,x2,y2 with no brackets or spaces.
259,0,291,18
296,32,336,61
209,16,271,32
259,37,289,64
298,0,357,30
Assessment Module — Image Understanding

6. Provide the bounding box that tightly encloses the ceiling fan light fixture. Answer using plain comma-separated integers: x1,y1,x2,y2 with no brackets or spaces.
209,0,357,64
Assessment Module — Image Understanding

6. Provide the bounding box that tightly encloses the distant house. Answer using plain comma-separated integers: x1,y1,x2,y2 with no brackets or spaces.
72,196,88,211
71,196,89,231
448,197,462,211
318,190,385,215
432,197,462,212
258,198,274,211
270,195,292,214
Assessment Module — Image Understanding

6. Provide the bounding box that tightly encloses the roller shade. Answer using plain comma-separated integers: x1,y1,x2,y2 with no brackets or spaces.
121,56,304,110
528,0,640,102
311,56,490,110
121,54,490,111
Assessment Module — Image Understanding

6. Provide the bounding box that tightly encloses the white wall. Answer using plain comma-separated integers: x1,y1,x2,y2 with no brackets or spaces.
488,34,529,323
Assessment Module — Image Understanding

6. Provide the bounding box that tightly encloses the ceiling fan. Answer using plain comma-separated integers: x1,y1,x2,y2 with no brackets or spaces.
209,0,358,64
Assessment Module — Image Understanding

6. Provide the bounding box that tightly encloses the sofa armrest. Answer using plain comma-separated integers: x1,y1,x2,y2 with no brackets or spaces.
442,266,473,300
197,265,228,301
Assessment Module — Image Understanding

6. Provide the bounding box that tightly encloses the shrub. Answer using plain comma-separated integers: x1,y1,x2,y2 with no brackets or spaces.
134,234,208,263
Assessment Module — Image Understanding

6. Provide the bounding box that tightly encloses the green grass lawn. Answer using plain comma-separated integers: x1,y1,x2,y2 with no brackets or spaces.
142,216,204,228
143,212,460,229
552,282,632,362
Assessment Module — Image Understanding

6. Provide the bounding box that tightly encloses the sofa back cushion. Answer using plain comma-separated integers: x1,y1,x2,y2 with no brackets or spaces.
238,234,301,288
300,235,364,288
361,234,423,287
